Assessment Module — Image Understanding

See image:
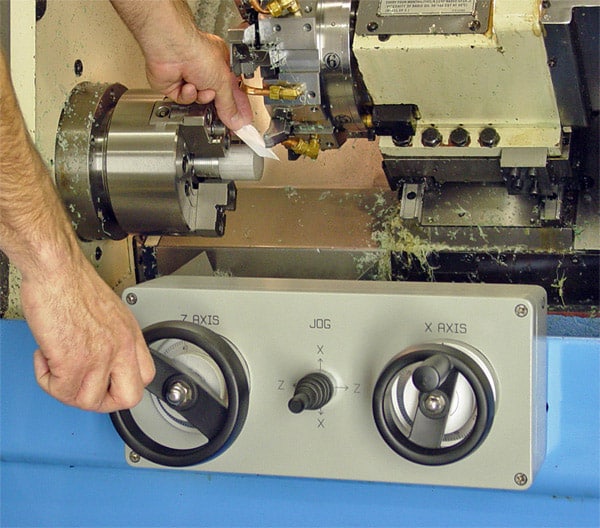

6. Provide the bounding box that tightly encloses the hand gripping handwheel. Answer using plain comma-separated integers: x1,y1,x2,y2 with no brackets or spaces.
372,342,496,466
111,321,250,467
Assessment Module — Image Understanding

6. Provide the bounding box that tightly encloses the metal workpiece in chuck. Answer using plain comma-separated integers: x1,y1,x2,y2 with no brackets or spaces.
55,82,263,240
110,321,250,467
288,372,335,414
372,342,496,466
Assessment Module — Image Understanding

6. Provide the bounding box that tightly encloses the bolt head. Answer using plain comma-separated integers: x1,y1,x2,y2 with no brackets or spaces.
125,293,138,305
515,304,529,318
479,127,500,148
422,127,443,147
423,393,447,415
449,127,470,147
166,380,193,407
468,19,481,31
514,473,528,486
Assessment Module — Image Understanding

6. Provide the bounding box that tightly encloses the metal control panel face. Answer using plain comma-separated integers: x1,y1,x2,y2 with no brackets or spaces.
115,277,546,490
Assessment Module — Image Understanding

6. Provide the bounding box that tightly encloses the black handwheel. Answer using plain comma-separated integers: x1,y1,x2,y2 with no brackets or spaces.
372,343,496,466
111,321,250,467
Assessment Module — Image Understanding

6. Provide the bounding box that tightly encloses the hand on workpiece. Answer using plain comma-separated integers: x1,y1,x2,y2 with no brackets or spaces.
110,0,253,131
0,51,155,412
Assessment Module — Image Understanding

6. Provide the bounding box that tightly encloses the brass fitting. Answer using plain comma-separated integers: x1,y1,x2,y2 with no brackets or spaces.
241,83,303,101
282,136,321,160
266,0,301,17
268,84,303,100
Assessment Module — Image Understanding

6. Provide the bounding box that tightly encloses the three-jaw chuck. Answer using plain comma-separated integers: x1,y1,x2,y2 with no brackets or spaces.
55,82,263,240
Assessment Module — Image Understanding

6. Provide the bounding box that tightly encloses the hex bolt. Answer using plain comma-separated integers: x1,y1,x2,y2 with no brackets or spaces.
129,451,141,464
514,473,528,486
479,127,500,148
422,127,443,147
126,293,138,305
166,380,193,408
515,304,528,318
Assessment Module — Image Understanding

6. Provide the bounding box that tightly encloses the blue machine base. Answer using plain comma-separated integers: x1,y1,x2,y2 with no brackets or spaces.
1,319,598,527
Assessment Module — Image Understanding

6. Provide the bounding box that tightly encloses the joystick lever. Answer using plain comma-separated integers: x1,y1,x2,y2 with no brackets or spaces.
288,372,334,414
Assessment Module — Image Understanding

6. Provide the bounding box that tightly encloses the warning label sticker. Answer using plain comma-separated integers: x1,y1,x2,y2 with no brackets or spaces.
378,0,476,16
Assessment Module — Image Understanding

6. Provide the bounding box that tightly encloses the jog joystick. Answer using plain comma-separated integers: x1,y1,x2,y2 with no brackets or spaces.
288,372,334,414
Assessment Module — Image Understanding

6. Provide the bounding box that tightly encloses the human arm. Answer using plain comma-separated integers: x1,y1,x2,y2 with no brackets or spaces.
110,0,252,130
0,50,155,412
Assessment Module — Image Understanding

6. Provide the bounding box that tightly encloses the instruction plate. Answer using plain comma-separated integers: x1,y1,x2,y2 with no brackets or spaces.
356,0,490,35
378,0,476,16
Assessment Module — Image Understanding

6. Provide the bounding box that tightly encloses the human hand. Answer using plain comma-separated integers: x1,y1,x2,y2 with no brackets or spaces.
110,0,252,130
145,31,253,131
20,256,155,413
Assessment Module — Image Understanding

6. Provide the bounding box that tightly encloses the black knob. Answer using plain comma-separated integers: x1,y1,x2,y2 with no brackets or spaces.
288,372,334,414
479,127,500,147
412,354,453,392
449,127,470,147
421,127,442,147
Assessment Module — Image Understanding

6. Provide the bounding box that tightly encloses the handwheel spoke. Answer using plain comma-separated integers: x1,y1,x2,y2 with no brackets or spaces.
148,348,228,440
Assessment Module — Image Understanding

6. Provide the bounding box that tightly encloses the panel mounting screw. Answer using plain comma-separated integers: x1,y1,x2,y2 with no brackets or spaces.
514,472,528,486
366,21,379,32
468,19,481,32
515,304,528,318
126,293,138,305
129,451,141,464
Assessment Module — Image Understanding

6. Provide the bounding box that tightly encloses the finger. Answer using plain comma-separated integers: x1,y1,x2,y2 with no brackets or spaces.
33,349,50,381
196,88,216,105
164,84,194,105
212,73,242,130
230,75,253,129
74,365,114,411
34,349,87,406
98,365,146,413
137,341,156,386
178,82,199,104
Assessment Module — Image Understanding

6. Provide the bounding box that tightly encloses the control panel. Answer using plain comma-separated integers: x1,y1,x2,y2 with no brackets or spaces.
113,277,546,490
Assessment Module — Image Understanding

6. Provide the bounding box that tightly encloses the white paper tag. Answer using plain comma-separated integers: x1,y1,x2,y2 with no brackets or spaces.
234,124,280,160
